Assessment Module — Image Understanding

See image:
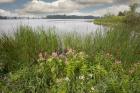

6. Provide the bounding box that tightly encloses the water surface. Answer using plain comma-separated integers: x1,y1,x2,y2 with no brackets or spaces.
0,19,102,35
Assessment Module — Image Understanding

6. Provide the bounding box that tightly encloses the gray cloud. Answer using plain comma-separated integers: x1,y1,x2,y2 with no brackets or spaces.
20,0,113,14
16,0,140,16
113,0,130,4
71,0,113,5
0,0,16,3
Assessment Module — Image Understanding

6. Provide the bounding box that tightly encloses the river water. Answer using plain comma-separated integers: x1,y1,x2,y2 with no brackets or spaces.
0,19,103,35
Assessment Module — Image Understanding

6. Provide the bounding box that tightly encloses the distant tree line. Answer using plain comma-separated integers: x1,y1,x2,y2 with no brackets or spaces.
0,15,100,19
46,15,100,19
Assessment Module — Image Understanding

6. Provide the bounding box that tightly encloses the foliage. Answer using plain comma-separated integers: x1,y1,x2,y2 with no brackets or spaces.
0,24,140,93
94,16,125,26
1,50,140,93
94,3,140,26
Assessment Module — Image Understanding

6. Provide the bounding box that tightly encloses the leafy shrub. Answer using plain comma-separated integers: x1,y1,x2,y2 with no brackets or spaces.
1,50,140,93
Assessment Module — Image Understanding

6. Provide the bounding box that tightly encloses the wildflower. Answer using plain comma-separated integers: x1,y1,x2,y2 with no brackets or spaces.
66,48,75,55
91,87,95,91
38,52,45,62
79,51,85,56
65,77,70,81
106,53,113,58
106,53,110,56
129,69,135,74
79,52,85,55
79,75,85,80
78,51,88,60
134,62,140,68
52,52,58,58
68,48,73,53
88,74,93,78
59,54,66,59
56,79,63,83
115,60,121,64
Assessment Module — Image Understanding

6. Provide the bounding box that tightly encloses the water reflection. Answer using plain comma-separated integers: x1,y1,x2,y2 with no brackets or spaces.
0,19,103,35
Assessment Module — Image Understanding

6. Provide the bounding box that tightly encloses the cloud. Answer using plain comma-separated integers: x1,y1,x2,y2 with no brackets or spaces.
0,0,16,3
0,9,11,16
20,0,113,14
71,0,113,5
0,9,17,16
4,0,140,16
113,0,130,4
93,5,130,16
21,0,81,13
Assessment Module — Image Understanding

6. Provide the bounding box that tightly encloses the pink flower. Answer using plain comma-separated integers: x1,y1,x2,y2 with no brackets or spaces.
52,52,58,58
115,60,121,64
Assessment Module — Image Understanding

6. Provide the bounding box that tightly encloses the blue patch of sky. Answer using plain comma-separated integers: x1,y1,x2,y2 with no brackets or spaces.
0,0,57,10
0,0,28,10
44,0,56,3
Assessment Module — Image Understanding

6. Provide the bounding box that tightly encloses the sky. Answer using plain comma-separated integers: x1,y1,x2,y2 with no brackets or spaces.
0,0,140,17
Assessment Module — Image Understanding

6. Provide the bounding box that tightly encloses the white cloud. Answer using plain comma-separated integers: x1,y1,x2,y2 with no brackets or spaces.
1,0,139,16
72,0,113,5
21,0,81,13
0,9,18,16
92,5,130,16
20,0,113,14
0,0,15,3
0,9,11,16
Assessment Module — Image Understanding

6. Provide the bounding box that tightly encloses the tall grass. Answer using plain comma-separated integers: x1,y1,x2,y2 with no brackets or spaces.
0,24,140,93
94,16,125,26
0,24,140,72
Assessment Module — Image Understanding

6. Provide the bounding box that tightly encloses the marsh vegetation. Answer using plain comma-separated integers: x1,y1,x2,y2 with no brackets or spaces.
1,3,140,93
0,22,140,93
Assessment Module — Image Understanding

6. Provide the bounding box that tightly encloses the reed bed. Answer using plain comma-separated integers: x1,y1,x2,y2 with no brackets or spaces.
0,24,140,93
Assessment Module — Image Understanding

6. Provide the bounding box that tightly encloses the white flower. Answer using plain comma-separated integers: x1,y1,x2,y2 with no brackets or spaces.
91,87,95,91
88,74,93,78
79,75,85,80
65,77,70,81
56,79,63,83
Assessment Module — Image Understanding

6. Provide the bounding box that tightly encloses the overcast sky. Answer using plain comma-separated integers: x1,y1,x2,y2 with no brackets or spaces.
0,0,139,16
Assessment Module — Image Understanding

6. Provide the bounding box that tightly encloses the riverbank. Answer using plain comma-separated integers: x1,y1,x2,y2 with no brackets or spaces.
93,16,125,26
1,24,140,93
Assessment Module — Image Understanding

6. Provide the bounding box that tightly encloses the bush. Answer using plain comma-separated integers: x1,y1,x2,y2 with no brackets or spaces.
1,50,140,93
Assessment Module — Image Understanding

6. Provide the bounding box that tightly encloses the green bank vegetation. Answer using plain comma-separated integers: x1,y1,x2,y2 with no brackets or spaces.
0,23,140,93
94,3,140,26
1,3,140,93
94,16,125,26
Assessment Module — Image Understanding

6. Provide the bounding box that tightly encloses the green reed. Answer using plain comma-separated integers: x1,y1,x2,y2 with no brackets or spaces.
0,24,140,93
